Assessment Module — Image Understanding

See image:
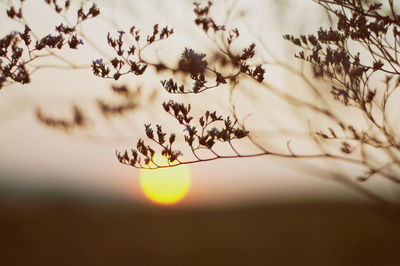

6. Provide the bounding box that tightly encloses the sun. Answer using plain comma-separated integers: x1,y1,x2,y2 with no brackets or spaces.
139,155,191,205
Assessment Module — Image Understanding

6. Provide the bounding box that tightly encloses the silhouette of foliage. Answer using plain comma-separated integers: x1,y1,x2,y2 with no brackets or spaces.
2,0,400,204
1,0,99,90
284,0,400,184
115,0,400,204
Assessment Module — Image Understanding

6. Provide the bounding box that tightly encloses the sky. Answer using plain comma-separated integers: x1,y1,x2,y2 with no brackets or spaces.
1,0,395,207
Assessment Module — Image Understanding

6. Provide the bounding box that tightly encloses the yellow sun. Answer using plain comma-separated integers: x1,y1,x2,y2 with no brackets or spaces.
139,155,191,205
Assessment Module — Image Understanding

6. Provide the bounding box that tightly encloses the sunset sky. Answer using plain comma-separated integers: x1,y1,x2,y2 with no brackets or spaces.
1,0,392,207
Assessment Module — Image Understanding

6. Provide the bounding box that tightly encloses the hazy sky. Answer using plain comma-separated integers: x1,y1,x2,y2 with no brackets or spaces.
1,0,386,206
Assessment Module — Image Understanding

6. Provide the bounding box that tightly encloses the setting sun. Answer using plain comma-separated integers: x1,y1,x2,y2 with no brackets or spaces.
139,155,191,205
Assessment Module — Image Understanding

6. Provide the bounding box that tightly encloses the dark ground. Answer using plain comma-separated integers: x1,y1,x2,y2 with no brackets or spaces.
1,193,400,266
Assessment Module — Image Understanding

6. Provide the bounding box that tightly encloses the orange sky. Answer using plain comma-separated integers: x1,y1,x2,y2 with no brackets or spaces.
1,0,388,206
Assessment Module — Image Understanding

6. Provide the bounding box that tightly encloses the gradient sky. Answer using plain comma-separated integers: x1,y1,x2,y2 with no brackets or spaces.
1,0,392,206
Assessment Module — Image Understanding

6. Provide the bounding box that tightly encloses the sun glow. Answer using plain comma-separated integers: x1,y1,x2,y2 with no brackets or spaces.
139,155,191,205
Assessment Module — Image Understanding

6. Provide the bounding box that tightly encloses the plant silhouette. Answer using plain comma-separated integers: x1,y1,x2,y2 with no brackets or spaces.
1,0,400,205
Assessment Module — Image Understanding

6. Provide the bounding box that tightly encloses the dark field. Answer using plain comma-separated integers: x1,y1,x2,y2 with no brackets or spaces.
1,195,400,266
